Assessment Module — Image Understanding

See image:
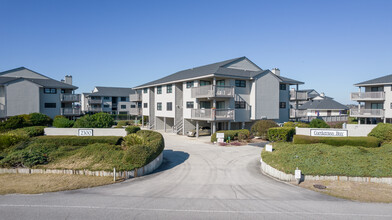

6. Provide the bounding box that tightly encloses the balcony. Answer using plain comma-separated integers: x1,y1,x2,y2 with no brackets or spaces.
191,85,234,98
129,107,142,115
129,93,142,102
61,94,81,102
290,91,308,101
290,109,307,118
350,108,384,118
88,99,102,104
88,107,102,112
351,92,385,101
61,108,81,116
191,109,235,121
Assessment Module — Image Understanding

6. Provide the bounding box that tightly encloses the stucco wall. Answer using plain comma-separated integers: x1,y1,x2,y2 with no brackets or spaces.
296,124,376,137
45,128,127,136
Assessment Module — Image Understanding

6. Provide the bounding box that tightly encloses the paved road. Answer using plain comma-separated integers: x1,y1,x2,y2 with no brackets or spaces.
1,133,392,219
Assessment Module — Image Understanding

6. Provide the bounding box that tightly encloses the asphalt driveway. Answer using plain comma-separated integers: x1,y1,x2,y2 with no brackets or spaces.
1,132,392,219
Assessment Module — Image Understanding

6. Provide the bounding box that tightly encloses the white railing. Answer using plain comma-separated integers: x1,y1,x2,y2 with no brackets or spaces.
88,107,102,112
290,109,307,118
350,108,384,117
60,94,81,102
88,99,102,104
129,93,142,102
61,108,81,116
191,85,234,98
351,92,385,101
129,108,142,115
191,109,235,120
290,91,308,100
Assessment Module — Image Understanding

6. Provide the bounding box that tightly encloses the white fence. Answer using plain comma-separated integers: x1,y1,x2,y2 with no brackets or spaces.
295,124,376,137
45,128,127,137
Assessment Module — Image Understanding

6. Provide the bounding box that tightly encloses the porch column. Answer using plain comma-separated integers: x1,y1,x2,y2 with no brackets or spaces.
296,84,299,122
196,121,199,138
212,122,216,134
142,116,144,128
228,122,231,130
164,117,166,132
242,122,245,129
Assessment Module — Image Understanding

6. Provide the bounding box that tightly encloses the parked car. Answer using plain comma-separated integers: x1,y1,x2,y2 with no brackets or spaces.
187,126,211,137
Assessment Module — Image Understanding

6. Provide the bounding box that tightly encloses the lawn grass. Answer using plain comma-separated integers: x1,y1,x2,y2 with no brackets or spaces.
261,142,392,177
0,174,115,194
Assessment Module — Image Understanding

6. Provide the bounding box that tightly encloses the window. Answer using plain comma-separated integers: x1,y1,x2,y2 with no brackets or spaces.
235,101,246,109
200,80,211,86
44,103,56,108
279,102,286,109
130,104,136,108
157,86,162,94
216,101,225,109
143,88,148,93
143,103,148,108
186,101,194,108
104,97,110,100
390,103,392,109
200,101,211,109
119,111,128,115
167,102,172,111
371,103,383,109
61,89,65,94
280,84,286,90
157,102,162,111
121,105,126,109
186,81,194,88
371,87,382,92
103,104,110,108
44,88,57,94
216,80,225,86
235,80,246,87
121,97,127,101
167,84,172,93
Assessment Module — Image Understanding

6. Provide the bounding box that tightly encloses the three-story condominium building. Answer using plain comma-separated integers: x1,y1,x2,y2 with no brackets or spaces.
0,67,81,119
351,74,392,124
81,86,141,116
134,57,303,135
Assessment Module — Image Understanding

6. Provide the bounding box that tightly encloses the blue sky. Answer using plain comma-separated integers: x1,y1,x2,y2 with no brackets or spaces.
0,0,391,104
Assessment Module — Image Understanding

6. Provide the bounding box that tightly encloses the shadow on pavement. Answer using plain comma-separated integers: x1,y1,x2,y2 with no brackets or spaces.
152,149,190,174
248,142,268,148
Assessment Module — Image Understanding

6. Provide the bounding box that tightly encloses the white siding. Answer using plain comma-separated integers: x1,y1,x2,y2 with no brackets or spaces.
6,80,41,116
254,73,279,120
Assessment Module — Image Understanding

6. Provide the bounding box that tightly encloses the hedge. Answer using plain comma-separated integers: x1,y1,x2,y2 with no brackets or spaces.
210,129,250,142
33,136,123,146
309,118,330,128
268,127,295,142
0,126,45,151
250,120,278,139
293,135,381,148
283,121,309,128
53,117,74,128
368,123,392,142
125,126,141,134
73,112,114,128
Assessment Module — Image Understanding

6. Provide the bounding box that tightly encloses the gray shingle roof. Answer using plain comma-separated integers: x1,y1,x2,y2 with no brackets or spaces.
355,74,392,86
298,99,348,110
87,86,135,97
0,76,77,89
134,57,303,88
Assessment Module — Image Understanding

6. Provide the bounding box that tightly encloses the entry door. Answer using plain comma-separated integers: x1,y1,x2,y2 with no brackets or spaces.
327,110,331,116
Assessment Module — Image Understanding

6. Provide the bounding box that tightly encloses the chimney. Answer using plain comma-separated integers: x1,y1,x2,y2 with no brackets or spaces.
271,68,280,76
320,92,325,97
64,75,72,85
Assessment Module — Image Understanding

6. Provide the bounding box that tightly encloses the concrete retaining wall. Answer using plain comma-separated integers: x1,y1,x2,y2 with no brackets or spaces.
0,151,163,179
260,157,392,185
44,128,127,137
296,124,376,137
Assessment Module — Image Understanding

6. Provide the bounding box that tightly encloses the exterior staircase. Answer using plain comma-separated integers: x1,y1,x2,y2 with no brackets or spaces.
174,119,183,135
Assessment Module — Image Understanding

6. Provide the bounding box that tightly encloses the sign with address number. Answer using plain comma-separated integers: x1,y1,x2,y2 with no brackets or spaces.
78,129,93,136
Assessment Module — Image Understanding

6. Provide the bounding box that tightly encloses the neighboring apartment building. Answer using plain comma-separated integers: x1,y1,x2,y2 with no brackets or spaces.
350,74,392,124
133,57,303,135
0,67,80,119
289,89,319,108
81,86,141,116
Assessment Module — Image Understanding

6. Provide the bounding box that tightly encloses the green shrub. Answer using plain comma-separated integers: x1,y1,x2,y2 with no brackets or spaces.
123,133,146,146
92,112,114,128
0,134,28,151
3,115,28,130
73,114,95,128
125,126,141,134
29,113,52,126
251,120,278,139
283,121,309,128
54,115,65,120
116,120,128,128
368,123,392,142
268,127,295,142
11,126,45,137
33,136,123,146
53,117,74,128
348,117,358,124
309,118,330,128
327,121,345,129
293,135,380,148
211,129,250,142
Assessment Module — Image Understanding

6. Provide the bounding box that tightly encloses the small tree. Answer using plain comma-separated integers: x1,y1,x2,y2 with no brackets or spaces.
309,118,330,128
251,120,278,139
92,112,114,128
73,114,96,128
29,113,52,126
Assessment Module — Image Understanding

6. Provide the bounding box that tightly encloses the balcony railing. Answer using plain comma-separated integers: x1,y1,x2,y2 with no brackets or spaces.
290,91,308,101
351,92,385,101
290,109,307,118
191,85,235,98
129,108,142,115
88,99,102,104
88,107,102,112
350,108,384,118
61,108,81,116
61,94,81,102
191,109,235,121
129,93,142,102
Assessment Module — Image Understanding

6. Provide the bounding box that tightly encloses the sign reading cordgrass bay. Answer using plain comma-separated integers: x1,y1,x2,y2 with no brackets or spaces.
310,129,348,137
78,129,93,136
